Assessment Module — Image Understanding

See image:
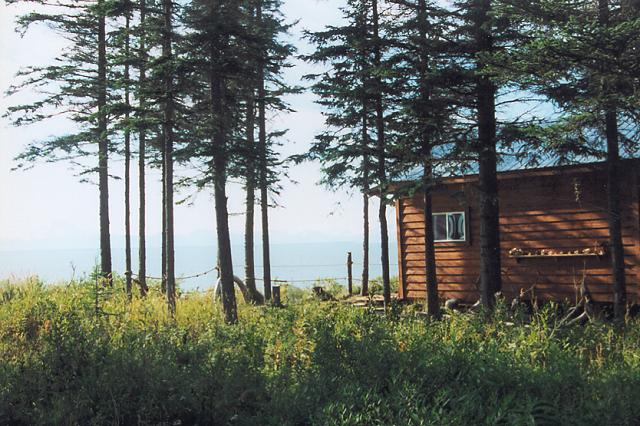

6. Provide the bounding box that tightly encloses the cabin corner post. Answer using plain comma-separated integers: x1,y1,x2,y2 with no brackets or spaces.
634,164,640,305
395,198,406,300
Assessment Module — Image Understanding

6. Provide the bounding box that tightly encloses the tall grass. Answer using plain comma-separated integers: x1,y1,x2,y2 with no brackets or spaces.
1,277,640,425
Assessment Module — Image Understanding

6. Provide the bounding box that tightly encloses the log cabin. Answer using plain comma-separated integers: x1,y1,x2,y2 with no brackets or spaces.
394,159,640,304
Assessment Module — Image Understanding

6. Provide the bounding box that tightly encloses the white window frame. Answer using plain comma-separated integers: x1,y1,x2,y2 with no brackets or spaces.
433,211,466,243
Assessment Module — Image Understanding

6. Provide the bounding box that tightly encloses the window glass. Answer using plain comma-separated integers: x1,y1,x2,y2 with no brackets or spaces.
433,212,466,242
448,213,465,241
433,214,447,241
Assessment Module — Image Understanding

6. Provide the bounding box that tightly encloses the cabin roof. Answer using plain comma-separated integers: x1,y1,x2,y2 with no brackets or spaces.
387,158,640,197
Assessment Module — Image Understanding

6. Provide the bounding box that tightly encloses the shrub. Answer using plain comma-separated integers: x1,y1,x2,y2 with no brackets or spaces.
1,278,640,425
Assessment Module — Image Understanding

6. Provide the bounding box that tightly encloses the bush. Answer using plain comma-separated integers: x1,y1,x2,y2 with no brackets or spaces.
1,278,640,425
368,275,399,296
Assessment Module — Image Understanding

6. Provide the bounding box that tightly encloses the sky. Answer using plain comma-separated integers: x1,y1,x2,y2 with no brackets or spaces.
0,0,398,254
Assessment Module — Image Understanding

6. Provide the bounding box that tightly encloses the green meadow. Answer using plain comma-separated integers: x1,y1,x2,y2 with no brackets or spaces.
1,277,640,425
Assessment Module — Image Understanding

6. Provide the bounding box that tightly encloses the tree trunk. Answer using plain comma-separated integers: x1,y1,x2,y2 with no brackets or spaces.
97,0,112,285
360,7,370,297
161,150,167,294
372,0,391,307
260,184,272,302
423,164,440,317
257,0,272,302
605,109,626,319
162,0,176,314
124,8,132,299
244,93,264,304
598,0,626,319
417,0,440,318
361,192,370,296
211,65,238,324
214,162,238,324
475,0,501,309
137,0,148,297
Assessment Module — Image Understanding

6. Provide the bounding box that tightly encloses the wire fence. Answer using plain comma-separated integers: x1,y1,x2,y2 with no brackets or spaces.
131,267,218,282
128,260,397,286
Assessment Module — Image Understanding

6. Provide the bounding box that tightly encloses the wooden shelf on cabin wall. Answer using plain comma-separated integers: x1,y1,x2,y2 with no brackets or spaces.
509,251,607,262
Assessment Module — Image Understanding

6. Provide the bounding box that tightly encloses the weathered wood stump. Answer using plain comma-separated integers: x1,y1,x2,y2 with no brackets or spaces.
312,286,337,301
445,298,462,311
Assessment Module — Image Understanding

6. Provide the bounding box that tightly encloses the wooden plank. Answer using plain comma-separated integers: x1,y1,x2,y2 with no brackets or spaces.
499,239,637,249
500,230,635,242
405,267,636,278
406,282,623,294
501,223,636,235
635,165,640,301
404,241,636,255
405,273,636,286
403,252,480,261
402,223,631,237
406,275,475,285
395,199,406,300
406,289,477,300
405,232,637,245
403,215,481,226
496,208,608,218
405,259,481,268
404,221,637,238
402,213,425,223
500,213,609,225
403,244,479,254
402,272,638,288
406,288,619,304
403,251,636,264
402,205,426,215
502,275,637,286
405,258,635,270
505,265,636,274
405,265,481,275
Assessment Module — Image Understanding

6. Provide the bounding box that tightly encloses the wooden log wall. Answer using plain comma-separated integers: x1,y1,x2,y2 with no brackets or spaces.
397,164,640,304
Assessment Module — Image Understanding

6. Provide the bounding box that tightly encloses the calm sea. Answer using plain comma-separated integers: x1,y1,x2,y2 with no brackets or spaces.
0,242,399,290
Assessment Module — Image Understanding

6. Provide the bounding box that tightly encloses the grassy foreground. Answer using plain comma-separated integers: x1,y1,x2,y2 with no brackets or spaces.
1,278,640,425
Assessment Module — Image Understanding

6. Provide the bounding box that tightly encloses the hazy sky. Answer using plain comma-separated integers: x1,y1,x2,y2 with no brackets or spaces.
0,0,398,251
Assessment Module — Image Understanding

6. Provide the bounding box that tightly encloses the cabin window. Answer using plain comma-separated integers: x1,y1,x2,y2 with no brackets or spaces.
433,212,466,242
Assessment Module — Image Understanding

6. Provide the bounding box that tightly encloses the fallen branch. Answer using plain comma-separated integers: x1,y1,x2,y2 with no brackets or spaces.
559,275,594,327
213,276,252,304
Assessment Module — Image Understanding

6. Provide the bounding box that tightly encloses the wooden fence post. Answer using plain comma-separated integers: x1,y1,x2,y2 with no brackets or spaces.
347,252,353,296
272,284,282,307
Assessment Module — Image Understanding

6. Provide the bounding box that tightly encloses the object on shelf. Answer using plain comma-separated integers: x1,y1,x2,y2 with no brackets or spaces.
508,245,606,259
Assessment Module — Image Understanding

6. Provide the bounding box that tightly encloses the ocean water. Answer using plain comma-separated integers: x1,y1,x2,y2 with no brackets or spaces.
0,242,399,290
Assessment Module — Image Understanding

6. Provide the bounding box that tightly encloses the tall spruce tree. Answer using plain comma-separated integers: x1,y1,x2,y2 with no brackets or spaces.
181,0,250,323
137,0,150,297
242,0,294,305
251,0,296,302
110,0,136,297
179,0,294,316
256,0,272,302
443,0,518,308
124,6,133,298
304,0,377,297
6,0,114,284
98,0,113,285
385,0,459,317
243,87,263,304
471,0,501,308
161,0,176,313
371,0,393,306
